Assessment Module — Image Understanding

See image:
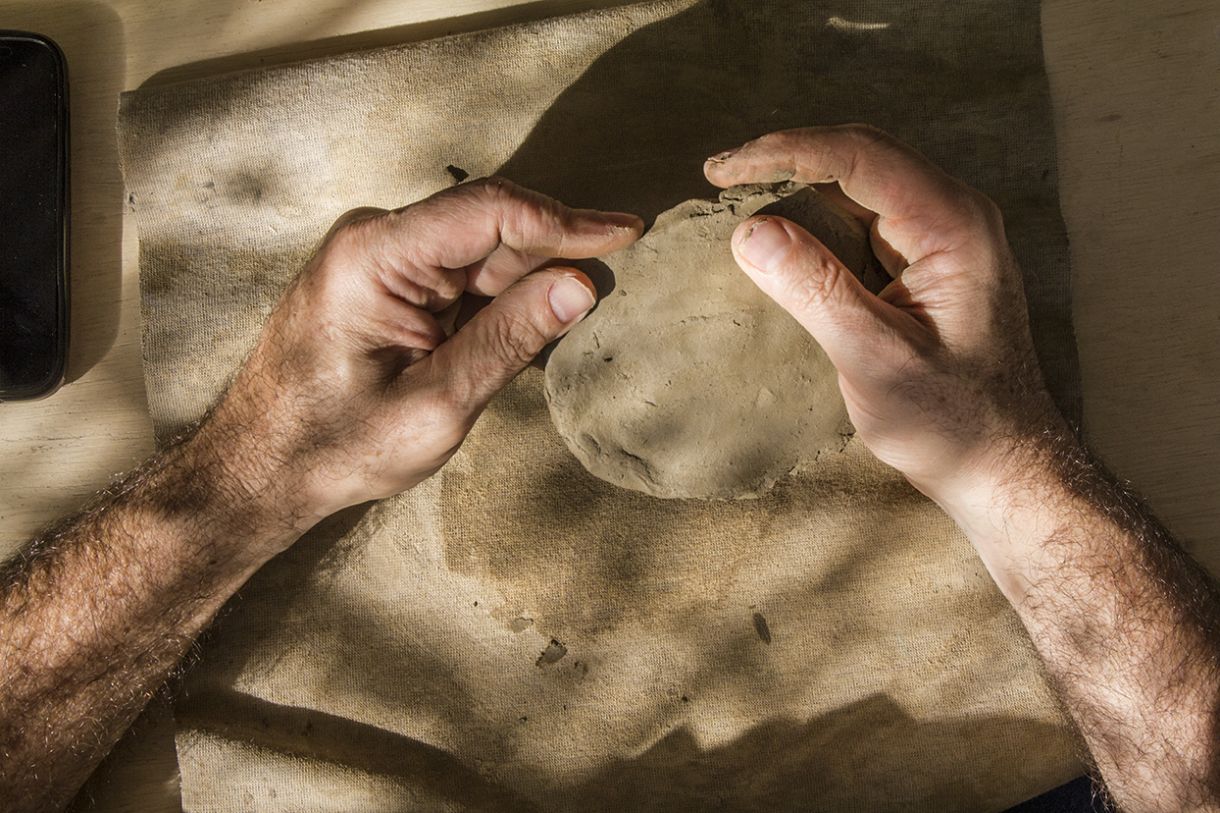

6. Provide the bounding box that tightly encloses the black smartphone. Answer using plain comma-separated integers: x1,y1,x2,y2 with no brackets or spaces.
0,31,68,401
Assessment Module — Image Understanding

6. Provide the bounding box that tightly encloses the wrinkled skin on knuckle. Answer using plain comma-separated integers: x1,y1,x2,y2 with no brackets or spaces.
933,187,990,241
325,215,380,265
477,174,517,196
453,175,570,254
489,311,547,370
400,181,486,246
345,200,472,311
314,227,394,306
845,122,889,150
537,195,575,244
786,256,841,313
466,175,522,213
330,206,387,233
503,183,572,251
938,185,1008,254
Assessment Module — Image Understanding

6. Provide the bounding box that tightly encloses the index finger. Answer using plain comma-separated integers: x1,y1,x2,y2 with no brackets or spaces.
704,125,983,261
382,177,644,299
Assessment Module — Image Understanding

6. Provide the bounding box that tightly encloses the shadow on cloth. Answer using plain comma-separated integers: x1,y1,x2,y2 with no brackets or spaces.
494,0,1078,418
177,691,1071,812
497,0,1036,211
139,0,639,88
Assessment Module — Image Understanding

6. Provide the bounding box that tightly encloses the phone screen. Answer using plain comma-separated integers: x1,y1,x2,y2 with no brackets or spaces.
0,34,67,399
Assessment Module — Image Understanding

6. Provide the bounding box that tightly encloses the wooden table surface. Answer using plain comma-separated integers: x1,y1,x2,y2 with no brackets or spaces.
0,0,1216,810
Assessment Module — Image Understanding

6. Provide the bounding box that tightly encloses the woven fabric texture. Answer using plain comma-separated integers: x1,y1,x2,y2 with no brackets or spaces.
118,1,1082,810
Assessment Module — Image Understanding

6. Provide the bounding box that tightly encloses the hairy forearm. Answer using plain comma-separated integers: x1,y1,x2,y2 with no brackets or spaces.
0,428,299,811
943,432,1220,811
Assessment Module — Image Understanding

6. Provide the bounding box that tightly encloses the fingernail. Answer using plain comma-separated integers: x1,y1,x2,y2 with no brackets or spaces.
707,147,739,163
548,276,597,323
738,218,791,273
604,211,644,231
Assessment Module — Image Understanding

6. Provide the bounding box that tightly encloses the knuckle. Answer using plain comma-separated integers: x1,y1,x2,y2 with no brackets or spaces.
326,216,375,257
786,255,842,313
535,196,572,252
952,182,994,215
439,175,517,216
844,122,889,149
972,190,1006,230
500,186,571,250
536,192,569,227
844,121,882,138
325,208,383,245
325,221,359,252
943,186,1008,246
937,185,993,234
469,175,518,202
489,311,547,367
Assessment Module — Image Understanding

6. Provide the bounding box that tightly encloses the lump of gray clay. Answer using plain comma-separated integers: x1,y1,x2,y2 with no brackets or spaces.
544,183,886,500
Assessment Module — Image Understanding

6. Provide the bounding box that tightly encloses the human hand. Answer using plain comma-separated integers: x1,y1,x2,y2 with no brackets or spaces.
704,126,1068,508
191,178,642,538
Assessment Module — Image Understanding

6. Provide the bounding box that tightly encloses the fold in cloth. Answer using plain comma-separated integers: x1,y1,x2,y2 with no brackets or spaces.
118,1,1083,810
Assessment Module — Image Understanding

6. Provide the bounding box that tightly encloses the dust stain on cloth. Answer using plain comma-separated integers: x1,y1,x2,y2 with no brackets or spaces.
536,639,568,667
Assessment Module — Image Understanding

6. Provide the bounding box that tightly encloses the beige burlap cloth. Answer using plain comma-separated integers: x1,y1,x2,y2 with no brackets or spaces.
118,1,1083,810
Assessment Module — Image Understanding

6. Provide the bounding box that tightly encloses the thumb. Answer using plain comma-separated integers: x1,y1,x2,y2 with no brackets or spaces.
731,215,891,371
425,267,596,414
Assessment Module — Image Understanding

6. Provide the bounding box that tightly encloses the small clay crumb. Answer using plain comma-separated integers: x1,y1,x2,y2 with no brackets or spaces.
445,164,469,183
752,612,772,645
536,639,568,666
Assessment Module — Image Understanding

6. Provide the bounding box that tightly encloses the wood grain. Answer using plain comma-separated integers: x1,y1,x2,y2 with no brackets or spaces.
0,0,1213,809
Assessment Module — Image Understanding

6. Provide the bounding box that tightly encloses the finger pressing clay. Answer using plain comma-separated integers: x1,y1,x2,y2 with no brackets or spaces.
544,184,886,500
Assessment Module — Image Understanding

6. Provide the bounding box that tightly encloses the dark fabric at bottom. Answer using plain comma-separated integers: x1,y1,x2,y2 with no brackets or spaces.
1005,776,1113,813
